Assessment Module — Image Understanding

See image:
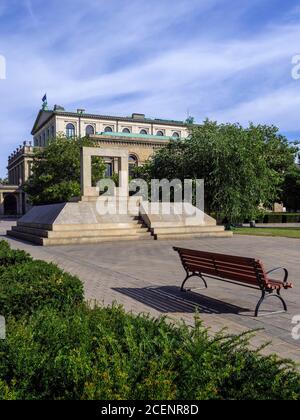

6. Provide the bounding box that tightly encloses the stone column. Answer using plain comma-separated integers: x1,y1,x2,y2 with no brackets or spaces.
0,192,4,215
18,192,24,215
16,193,21,215
113,157,119,174
119,155,129,198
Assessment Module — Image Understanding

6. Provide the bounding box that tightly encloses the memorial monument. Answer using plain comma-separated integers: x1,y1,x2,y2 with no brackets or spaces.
7,147,231,245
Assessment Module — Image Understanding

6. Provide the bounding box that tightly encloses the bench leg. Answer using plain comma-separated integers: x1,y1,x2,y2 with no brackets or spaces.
255,289,288,317
255,291,266,317
181,273,208,292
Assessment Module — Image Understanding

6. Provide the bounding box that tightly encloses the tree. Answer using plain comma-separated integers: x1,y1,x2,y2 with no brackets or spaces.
281,166,300,212
24,137,106,205
0,177,8,185
136,120,296,222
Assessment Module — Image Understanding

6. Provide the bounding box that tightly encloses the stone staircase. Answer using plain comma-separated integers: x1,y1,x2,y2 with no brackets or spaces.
8,216,152,246
141,202,232,240
149,224,232,240
7,201,232,246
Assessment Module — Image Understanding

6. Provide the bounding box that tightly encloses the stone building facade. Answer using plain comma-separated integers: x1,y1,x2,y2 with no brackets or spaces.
1,106,190,215
31,107,189,148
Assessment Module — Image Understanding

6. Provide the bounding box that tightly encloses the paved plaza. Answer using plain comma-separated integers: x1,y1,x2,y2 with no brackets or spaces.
1,219,300,363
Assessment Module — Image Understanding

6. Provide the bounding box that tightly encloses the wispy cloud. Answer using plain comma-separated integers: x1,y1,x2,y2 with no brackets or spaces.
24,0,38,26
0,0,300,176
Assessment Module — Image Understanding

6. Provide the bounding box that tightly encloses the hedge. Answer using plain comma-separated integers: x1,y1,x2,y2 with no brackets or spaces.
212,213,300,225
0,305,299,400
0,259,84,318
256,213,300,224
0,240,32,268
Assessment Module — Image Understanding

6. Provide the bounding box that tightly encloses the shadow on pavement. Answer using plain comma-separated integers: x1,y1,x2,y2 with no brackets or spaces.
113,285,251,314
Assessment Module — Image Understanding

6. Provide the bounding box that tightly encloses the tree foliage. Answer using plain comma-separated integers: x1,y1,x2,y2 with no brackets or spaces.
136,120,296,222
24,137,106,205
281,166,300,212
0,178,8,185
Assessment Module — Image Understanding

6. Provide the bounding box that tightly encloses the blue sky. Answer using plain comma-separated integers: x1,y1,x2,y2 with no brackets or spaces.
1,0,300,177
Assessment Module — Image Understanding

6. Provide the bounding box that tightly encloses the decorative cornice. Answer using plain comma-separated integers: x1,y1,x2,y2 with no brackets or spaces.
31,109,193,134
92,134,171,147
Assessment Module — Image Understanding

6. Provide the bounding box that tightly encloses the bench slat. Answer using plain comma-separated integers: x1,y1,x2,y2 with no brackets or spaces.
182,256,260,276
185,263,259,286
175,248,257,264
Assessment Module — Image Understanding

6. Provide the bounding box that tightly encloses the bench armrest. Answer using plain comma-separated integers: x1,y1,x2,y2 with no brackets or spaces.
266,267,289,284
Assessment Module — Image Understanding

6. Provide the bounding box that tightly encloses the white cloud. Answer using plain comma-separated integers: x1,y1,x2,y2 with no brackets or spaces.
1,0,300,176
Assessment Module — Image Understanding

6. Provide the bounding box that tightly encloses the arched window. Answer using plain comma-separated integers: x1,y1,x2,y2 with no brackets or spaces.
66,123,75,138
172,132,180,138
140,129,148,135
104,126,113,133
122,128,131,133
86,125,95,136
156,130,164,136
129,155,138,176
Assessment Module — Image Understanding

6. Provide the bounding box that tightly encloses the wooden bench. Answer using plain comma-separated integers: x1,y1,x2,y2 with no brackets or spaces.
173,247,293,317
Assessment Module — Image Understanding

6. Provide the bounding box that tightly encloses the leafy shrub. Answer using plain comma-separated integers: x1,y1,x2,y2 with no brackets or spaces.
0,380,17,400
0,305,299,400
0,240,32,268
0,260,84,318
256,213,300,224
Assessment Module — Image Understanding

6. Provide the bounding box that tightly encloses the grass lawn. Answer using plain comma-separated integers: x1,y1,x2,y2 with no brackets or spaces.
234,227,300,239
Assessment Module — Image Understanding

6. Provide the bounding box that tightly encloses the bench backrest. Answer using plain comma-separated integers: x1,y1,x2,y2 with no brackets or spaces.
174,247,267,288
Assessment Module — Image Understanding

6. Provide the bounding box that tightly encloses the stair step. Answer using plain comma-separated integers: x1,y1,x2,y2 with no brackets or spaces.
8,229,152,246
18,222,142,231
7,230,44,245
154,231,233,240
152,226,225,234
43,233,152,246
12,226,149,238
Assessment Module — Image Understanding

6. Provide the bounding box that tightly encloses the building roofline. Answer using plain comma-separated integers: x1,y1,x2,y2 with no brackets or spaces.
31,110,54,135
31,109,193,135
54,110,188,127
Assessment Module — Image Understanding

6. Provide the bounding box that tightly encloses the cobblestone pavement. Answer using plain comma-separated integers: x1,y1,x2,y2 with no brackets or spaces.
1,219,300,363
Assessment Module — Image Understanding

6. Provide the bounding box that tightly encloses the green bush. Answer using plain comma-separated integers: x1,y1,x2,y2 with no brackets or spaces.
0,260,84,318
0,241,32,267
0,305,299,400
0,380,17,400
256,213,300,224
